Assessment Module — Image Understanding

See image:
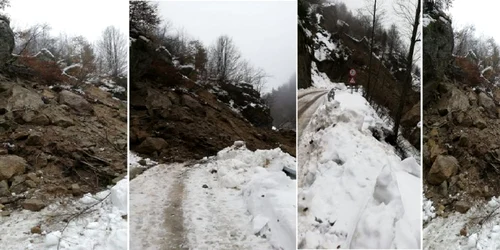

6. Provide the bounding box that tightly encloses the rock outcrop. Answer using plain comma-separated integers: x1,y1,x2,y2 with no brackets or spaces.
0,15,14,68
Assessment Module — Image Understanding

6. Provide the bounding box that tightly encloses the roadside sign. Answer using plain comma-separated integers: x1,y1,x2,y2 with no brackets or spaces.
349,77,356,84
349,69,356,77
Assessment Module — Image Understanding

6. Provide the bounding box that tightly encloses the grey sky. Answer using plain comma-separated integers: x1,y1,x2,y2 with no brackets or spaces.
449,0,500,43
157,1,296,93
4,0,128,43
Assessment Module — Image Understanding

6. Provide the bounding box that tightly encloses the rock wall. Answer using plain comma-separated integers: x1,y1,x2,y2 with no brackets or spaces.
0,15,14,68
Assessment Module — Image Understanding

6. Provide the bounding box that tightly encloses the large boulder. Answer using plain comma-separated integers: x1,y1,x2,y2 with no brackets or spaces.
0,155,27,181
428,155,459,185
0,84,44,113
0,15,14,68
478,92,497,118
401,102,421,127
437,86,469,115
58,90,93,114
135,137,168,154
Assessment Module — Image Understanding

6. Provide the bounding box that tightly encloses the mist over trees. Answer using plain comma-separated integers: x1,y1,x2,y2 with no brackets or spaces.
264,75,296,129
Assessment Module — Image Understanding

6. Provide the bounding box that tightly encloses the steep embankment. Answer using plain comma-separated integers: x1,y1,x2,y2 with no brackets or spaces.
129,31,295,162
298,1,421,149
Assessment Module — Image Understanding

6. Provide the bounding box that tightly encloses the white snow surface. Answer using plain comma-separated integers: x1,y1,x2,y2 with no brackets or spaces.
424,197,500,249
130,144,296,250
0,179,128,250
298,81,421,248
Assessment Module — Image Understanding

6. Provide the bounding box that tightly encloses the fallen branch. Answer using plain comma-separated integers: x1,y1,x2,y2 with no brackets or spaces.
57,193,111,250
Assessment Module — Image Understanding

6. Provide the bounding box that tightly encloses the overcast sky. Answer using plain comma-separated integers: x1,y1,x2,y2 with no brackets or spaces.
157,1,296,93
4,0,127,43
449,0,500,43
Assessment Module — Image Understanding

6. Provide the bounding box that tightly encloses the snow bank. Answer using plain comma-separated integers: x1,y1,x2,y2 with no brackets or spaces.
0,179,128,250
424,197,500,249
183,143,296,249
298,81,420,248
311,62,347,90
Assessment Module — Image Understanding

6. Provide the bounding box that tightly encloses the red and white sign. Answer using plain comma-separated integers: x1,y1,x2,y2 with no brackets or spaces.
349,77,356,84
349,69,356,77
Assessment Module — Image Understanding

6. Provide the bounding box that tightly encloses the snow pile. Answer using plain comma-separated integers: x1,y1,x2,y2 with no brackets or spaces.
423,197,436,223
298,85,420,248
99,78,126,94
0,179,128,250
424,197,500,249
182,143,296,249
311,62,347,90
128,151,157,171
314,31,337,61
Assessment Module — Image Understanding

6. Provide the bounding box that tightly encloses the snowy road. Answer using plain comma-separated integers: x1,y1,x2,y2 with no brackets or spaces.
130,146,296,250
297,89,328,140
298,76,420,248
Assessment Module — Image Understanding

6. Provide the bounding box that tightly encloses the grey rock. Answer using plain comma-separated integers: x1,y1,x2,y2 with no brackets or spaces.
0,15,14,68
58,90,93,114
22,199,45,211
0,155,26,181
428,155,459,185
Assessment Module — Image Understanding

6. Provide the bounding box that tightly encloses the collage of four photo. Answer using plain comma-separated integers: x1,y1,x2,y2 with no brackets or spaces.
0,0,497,249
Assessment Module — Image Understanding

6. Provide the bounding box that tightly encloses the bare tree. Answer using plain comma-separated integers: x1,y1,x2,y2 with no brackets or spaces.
13,23,52,56
236,60,269,93
208,35,241,83
392,0,421,141
363,0,385,103
97,26,127,77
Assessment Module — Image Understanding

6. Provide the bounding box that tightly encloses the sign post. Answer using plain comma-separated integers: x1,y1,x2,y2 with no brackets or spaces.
349,69,356,94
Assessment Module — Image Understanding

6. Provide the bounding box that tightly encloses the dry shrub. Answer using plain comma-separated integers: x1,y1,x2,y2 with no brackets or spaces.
144,58,183,86
18,57,64,84
455,57,482,86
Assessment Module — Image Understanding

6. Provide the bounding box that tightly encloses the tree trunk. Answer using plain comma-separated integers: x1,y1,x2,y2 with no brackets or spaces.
392,0,421,140
365,0,377,103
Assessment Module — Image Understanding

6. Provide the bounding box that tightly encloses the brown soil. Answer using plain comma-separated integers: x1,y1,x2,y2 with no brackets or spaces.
0,76,127,210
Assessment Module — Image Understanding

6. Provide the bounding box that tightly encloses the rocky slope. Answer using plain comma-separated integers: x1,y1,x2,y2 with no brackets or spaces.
0,17,127,214
129,31,295,162
423,5,500,216
0,75,127,213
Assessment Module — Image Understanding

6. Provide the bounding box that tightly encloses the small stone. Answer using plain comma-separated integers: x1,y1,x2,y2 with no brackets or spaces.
138,159,147,166
0,180,9,196
31,225,42,234
71,184,81,195
22,199,45,212
1,210,10,217
25,180,37,188
202,184,208,188
460,227,467,236
26,173,41,184
455,201,472,214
